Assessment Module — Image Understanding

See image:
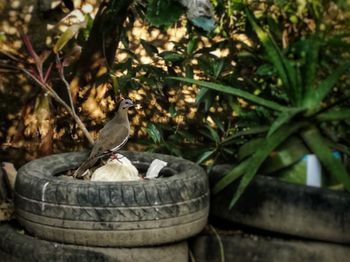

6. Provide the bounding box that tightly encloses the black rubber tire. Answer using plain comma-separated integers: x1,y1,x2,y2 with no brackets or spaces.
190,231,350,262
0,221,189,262
210,164,350,244
14,151,209,247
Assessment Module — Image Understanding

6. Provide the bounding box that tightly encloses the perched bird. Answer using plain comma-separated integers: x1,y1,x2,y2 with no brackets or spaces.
74,99,134,178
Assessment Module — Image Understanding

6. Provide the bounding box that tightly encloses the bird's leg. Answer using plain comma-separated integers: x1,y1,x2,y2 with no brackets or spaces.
109,151,125,162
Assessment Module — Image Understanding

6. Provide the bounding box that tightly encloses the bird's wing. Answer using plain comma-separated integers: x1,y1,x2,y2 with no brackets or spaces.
90,125,129,158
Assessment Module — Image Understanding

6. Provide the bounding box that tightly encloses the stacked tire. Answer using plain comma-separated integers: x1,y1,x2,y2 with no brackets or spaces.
1,152,209,262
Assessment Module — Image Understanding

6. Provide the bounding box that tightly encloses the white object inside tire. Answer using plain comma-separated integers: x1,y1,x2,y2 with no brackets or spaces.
91,154,139,181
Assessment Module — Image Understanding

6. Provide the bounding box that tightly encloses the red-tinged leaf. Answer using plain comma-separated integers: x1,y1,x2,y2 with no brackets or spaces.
39,50,51,64
29,67,40,80
21,34,39,63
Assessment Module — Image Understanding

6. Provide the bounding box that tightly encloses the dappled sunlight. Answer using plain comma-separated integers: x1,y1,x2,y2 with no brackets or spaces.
2,0,349,167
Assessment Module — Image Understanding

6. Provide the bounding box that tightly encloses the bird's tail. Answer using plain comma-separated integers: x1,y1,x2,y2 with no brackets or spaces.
73,157,98,178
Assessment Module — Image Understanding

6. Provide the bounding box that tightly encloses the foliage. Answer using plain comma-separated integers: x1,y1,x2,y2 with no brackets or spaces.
172,3,350,207
146,0,183,27
2,0,350,202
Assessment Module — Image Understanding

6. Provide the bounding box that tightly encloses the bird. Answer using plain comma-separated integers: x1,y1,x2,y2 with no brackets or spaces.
74,98,134,178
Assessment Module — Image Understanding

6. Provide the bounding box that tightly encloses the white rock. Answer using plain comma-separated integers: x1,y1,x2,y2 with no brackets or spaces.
91,154,139,182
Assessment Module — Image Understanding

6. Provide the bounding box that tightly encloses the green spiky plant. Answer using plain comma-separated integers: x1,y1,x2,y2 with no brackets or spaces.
171,7,350,208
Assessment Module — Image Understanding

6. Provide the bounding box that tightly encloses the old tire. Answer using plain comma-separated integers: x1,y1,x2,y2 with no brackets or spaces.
190,231,350,262
14,151,209,247
0,222,189,262
210,165,350,244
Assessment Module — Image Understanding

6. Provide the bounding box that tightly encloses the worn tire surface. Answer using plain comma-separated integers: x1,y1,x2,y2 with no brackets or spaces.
210,164,350,244
0,222,189,262
190,231,350,262
14,151,209,247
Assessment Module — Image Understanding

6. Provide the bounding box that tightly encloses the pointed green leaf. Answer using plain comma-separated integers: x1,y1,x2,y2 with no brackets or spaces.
228,122,306,208
187,36,198,55
245,8,300,105
222,126,269,146
146,0,183,27
53,22,86,53
301,38,320,91
206,126,220,143
146,123,162,143
211,115,225,132
238,138,264,160
315,61,350,104
316,109,350,121
195,87,209,105
262,137,309,174
141,39,158,57
268,107,305,137
212,159,250,194
169,77,289,112
213,59,224,79
301,126,350,191
159,51,184,62
196,150,216,164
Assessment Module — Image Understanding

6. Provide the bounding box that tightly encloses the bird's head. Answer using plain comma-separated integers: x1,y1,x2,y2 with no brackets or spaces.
118,99,134,111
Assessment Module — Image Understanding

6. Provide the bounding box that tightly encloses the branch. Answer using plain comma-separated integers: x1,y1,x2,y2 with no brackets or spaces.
20,67,94,145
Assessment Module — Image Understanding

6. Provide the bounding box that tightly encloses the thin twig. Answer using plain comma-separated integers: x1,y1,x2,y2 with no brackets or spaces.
56,54,76,115
20,67,94,145
209,225,225,262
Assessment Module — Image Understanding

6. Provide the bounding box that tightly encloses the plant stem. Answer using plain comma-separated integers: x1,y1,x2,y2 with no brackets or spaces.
21,68,94,145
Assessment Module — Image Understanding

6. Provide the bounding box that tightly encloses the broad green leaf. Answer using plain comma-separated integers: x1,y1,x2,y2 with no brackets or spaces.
187,36,198,55
256,63,275,76
197,150,216,164
267,107,305,137
222,126,269,146
238,138,264,160
185,64,194,79
159,51,184,62
211,115,225,132
169,105,177,117
300,38,320,92
246,8,300,105
301,126,350,191
195,87,209,105
146,123,162,143
228,122,306,208
53,22,86,53
146,0,183,27
212,158,251,194
140,39,158,57
198,56,214,76
262,137,309,174
206,126,220,143
170,77,289,112
213,59,225,79
316,109,350,121
195,87,215,112
199,127,219,142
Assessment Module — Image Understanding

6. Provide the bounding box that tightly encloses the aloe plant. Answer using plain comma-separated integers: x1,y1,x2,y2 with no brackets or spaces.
171,8,350,208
